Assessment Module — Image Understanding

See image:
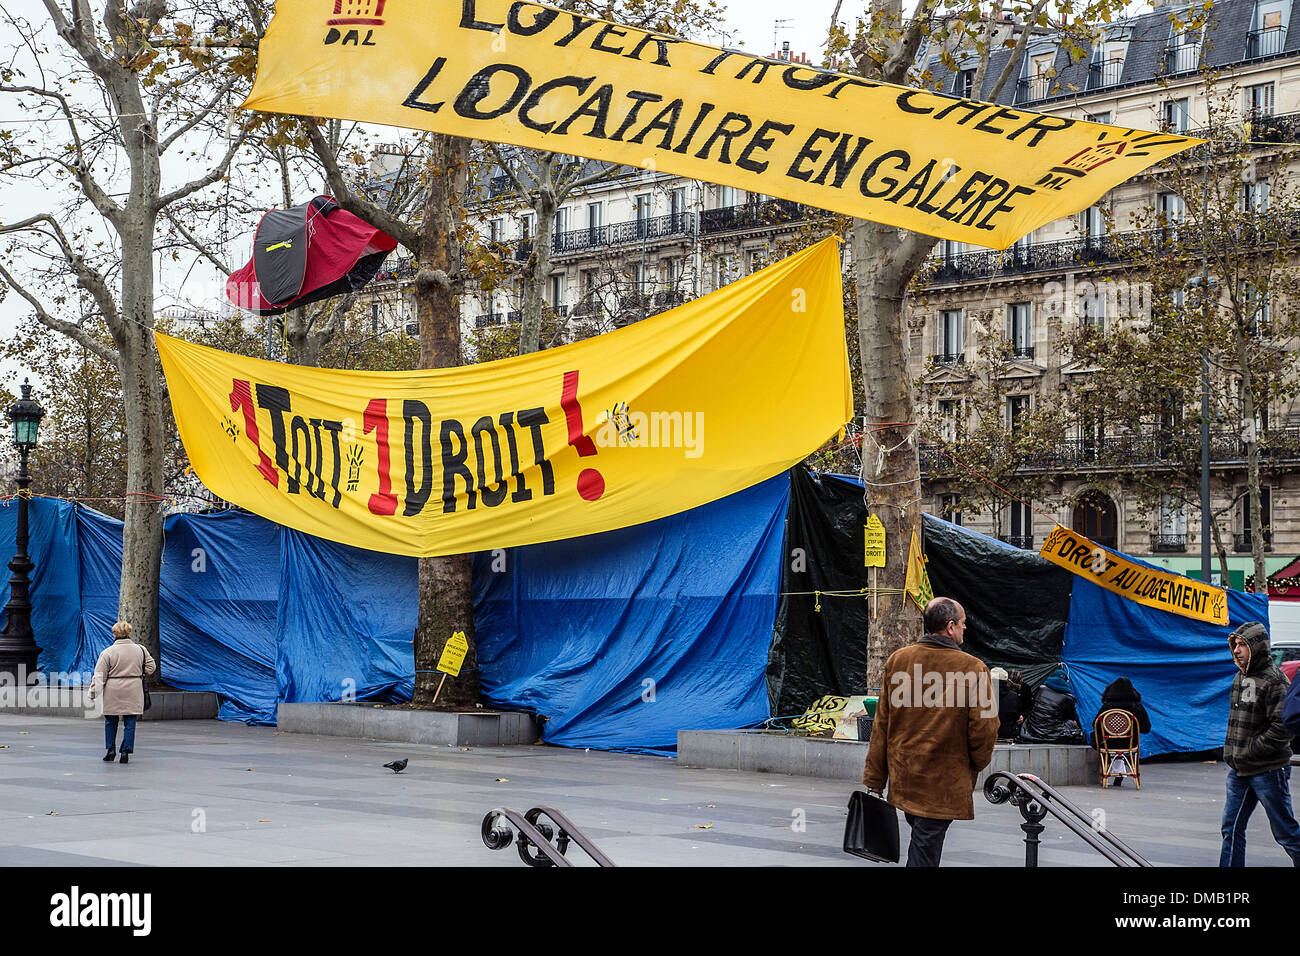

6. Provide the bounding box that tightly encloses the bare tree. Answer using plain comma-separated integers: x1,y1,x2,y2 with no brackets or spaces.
0,0,251,669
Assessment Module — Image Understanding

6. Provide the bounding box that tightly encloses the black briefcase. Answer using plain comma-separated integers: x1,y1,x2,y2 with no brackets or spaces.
843,790,900,863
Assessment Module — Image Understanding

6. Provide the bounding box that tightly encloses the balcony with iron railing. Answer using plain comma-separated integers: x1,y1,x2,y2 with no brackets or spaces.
927,209,1300,285
1012,346,1036,361
1015,75,1053,103
1161,43,1200,74
999,535,1035,549
1151,533,1188,553
919,427,1300,475
1234,531,1273,552
931,352,966,366
552,212,693,255
699,198,805,235
1247,25,1285,59
1088,60,1123,89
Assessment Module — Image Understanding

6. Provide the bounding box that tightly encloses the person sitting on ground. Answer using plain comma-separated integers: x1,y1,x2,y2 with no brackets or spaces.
993,668,1028,741
1016,665,1085,745
1091,677,1152,787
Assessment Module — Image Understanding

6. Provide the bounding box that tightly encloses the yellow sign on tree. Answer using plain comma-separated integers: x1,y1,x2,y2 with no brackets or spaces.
437,631,469,677
864,514,886,568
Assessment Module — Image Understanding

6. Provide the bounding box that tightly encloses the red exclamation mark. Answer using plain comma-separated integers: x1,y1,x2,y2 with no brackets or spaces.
561,370,605,501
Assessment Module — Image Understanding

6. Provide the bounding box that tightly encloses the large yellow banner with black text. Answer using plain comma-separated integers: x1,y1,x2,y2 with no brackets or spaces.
158,239,852,556
242,0,1201,249
1039,525,1228,625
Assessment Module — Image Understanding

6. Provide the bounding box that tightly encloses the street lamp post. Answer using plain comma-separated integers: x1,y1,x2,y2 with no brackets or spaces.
0,379,45,683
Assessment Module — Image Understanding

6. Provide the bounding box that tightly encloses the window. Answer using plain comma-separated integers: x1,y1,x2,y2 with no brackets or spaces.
1079,407,1105,459
713,254,736,289
670,187,688,228
1007,302,1032,354
1249,1,1286,56
1246,82,1275,118
1018,51,1056,101
1239,485,1272,548
939,309,963,360
634,194,652,236
1160,98,1190,133
1008,502,1033,547
937,400,961,442
747,249,765,274
1007,395,1031,431
554,207,569,236
586,202,603,242
956,68,975,98
1090,41,1125,87
1166,24,1200,72
549,273,564,307
939,239,965,262
1081,205,1106,240
488,218,503,243
1154,494,1187,551
1240,282,1270,337
1081,289,1106,332
1243,180,1270,213
1158,192,1185,240
940,493,963,526
1084,110,1112,125
662,256,680,288
519,213,534,240
717,185,738,208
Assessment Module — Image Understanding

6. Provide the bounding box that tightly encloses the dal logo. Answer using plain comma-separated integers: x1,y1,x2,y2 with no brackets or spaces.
324,0,386,46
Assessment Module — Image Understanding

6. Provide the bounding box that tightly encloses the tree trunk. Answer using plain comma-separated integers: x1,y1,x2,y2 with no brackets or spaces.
116,240,165,677
412,134,479,709
1210,509,1232,583
1234,331,1268,589
854,219,928,686
519,174,558,355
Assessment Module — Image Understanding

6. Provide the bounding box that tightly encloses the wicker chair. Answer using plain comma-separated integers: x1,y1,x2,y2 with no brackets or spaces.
1096,708,1141,789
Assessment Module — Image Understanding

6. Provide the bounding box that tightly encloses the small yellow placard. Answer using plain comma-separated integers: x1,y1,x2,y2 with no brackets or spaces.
864,515,886,568
437,631,469,677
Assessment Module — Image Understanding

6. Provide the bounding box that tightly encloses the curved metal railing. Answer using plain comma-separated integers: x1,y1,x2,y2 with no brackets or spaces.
983,771,1152,867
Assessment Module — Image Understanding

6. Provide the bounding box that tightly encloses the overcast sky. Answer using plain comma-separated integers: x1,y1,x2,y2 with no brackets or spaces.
720,0,844,60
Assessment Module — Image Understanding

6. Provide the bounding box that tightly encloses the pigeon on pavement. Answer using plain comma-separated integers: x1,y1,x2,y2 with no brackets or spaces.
383,758,408,773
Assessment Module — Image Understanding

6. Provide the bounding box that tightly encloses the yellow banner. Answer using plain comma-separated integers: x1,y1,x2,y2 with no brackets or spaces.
241,0,1201,250
1039,525,1227,625
158,239,851,556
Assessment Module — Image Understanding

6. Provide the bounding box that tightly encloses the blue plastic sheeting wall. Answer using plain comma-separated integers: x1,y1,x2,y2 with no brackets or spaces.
276,529,415,709
473,474,790,754
3,477,787,748
1063,570,1268,756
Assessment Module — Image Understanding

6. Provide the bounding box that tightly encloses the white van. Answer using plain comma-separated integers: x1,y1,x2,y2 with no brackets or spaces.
1266,599,1300,672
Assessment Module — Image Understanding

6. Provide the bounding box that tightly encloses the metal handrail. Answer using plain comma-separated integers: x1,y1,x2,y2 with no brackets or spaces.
984,771,1152,867
481,805,616,867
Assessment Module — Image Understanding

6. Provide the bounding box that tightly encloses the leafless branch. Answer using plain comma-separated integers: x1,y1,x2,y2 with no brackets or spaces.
155,126,246,210
161,208,232,276
0,259,118,363
304,118,419,250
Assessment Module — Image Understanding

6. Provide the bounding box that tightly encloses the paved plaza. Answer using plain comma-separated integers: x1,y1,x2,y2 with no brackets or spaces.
0,713,1295,867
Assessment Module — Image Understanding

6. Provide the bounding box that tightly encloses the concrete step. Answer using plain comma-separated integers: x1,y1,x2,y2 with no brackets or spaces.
0,686,218,721
277,701,540,747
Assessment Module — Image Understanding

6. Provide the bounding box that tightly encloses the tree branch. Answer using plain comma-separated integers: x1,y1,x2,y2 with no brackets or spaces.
155,126,245,210
157,76,239,154
161,209,232,276
987,0,1052,102
304,118,419,250
1,213,126,337
0,259,118,363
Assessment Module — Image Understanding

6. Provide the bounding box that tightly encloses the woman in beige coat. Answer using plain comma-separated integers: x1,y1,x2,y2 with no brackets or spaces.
89,621,156,764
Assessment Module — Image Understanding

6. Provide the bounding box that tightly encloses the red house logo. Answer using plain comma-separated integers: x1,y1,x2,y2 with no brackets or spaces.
328,0,386,26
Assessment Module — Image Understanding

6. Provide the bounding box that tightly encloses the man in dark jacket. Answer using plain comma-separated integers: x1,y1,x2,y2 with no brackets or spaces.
863,597,999,867
1220,621,1300,867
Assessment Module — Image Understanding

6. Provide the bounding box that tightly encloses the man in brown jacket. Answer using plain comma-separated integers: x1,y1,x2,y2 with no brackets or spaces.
863,596,1000,866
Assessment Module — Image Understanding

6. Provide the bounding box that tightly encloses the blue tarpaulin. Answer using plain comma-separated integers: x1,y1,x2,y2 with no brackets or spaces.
474,473,788,754
5,476,787,747
3,474,1263,755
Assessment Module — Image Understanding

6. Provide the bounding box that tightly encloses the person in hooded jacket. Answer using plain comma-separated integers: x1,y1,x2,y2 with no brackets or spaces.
1016,666,1085,744
1220,621,1300,866
1091,677,1152,787
88,621,156,765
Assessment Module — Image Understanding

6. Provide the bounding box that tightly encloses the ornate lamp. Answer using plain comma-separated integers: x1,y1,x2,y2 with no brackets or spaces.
0,379,46,682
